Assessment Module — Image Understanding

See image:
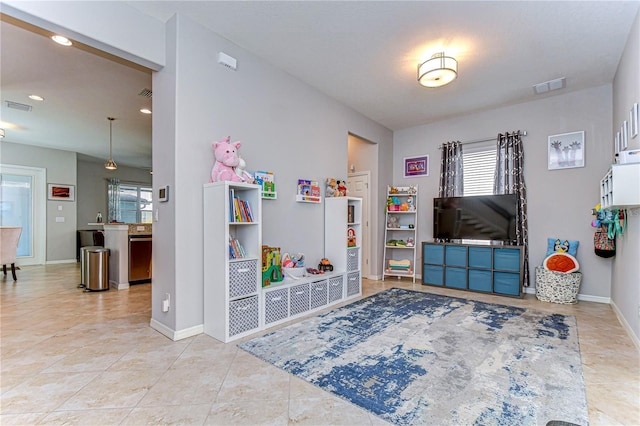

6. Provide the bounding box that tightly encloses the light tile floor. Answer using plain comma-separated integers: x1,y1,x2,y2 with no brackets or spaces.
1,264,638,425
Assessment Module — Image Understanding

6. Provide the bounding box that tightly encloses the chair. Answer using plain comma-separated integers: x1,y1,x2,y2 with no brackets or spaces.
0,226,22,281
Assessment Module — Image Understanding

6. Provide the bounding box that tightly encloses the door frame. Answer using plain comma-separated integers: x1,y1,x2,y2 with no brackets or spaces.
348,171,371,279
0,164,47,265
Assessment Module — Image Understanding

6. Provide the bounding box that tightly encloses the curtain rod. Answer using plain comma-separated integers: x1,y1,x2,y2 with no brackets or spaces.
446,130,528,146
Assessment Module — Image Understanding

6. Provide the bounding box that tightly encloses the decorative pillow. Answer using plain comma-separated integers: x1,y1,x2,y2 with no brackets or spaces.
543,252,580,273
546,238,579,257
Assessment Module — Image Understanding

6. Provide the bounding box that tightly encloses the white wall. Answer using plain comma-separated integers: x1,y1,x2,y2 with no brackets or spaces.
393,85,613,299
2,142,77,262
152,15,393,334
612,9,640,342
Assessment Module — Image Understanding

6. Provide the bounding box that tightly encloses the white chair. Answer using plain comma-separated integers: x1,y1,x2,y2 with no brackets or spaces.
1,226,22,281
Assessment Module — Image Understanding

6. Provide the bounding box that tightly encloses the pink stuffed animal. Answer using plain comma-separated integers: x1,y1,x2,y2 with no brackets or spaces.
210,136,243,183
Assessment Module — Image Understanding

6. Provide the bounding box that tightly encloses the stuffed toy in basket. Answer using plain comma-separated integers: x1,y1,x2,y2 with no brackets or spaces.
535,238,582,304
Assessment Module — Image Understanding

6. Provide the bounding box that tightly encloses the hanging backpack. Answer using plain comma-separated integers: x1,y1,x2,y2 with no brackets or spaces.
594,225,615,258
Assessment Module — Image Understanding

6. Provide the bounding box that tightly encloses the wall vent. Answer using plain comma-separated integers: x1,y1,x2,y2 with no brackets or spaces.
5,100,32,112
138,88,153,98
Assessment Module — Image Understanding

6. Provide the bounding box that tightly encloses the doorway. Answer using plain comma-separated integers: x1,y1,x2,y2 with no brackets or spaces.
0,164,46,265
347,171,371,278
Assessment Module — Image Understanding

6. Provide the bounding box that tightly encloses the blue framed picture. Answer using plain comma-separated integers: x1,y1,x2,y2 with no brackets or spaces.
403,155,429,178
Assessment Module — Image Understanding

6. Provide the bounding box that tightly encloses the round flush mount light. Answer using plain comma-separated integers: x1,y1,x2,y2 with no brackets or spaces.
51,35,72,46
29,94,45,101
140,108,152,115
418,52,458,88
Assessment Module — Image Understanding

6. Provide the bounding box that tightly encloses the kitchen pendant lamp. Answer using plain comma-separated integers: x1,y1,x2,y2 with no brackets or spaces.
105,117,118,170
418,52,458,88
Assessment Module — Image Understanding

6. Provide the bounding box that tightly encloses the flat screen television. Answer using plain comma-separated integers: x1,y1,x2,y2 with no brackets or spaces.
433,194,518,243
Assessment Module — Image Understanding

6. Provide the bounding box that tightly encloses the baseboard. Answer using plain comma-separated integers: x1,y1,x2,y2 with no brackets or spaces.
610,301,640,351
150,319,203,341
46,259,76,264
109,280,129,290
523,287,610,304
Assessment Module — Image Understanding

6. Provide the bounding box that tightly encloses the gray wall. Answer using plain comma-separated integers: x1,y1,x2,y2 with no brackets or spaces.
612,9,640,341
153,15,393,333
393,84,614,300
77,157,152,229
1,142,77,262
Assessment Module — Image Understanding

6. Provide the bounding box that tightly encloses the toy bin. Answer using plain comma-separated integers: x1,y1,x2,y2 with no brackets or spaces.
535,266,582,304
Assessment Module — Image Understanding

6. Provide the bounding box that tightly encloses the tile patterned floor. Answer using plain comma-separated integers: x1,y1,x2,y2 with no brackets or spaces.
1,264,638,425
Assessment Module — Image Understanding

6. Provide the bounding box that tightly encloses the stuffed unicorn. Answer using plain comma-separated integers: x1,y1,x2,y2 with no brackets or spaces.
210,136,243,182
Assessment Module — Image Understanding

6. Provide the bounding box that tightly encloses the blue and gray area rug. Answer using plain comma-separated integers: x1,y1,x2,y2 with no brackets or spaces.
239,288,588,426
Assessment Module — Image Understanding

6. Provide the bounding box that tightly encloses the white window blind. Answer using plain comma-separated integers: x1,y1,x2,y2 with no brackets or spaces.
463,143,497,196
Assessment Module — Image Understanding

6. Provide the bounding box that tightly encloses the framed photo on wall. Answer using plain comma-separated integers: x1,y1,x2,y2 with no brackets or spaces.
48,184,75,201
403,155,429,178
548,131,585,170
631,103,639,139
622,121,629,151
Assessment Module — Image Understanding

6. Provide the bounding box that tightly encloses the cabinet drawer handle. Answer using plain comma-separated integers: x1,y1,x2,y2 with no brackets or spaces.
236,268,250,273
271,296,282,302
331,282,340,287
236,306,249,311
295,291,304,295
315,287,323,291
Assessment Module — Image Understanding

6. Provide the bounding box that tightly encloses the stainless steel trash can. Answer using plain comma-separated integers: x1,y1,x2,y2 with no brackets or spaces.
83,247,110,291
80,246,102,286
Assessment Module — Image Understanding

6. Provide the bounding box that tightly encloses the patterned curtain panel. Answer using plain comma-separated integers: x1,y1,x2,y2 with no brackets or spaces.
439,141,464,197
494,131,530,286
107,178,121,223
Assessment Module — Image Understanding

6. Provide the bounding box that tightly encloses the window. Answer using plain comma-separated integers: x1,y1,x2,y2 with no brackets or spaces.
462,143,497,196
108,182,153,223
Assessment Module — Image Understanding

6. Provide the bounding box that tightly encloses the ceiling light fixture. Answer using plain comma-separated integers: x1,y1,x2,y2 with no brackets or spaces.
51,35,72,46
104,117,118,170
0,129,5,138
140,108,152,115
418,52,458,88
28,94,45,101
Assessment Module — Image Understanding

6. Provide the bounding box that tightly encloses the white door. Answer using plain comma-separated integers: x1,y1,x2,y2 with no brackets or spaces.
0,165,46,265
348,172,370,279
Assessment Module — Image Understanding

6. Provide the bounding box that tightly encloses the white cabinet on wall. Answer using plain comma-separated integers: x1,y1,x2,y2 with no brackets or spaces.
600,163,640,208
383,185,418,283
203,182,262,343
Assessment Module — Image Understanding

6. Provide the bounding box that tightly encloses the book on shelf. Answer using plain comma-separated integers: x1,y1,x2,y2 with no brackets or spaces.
229,237,246,259
229,191,254,223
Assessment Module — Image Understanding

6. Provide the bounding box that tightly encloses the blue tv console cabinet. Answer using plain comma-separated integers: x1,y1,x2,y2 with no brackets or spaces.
422,242,523,298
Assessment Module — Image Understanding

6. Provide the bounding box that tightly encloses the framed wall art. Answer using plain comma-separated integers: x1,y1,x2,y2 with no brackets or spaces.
548,131,585,170
403,155,429,178
630,103,638,139
622,121,629,151
48,184,75,201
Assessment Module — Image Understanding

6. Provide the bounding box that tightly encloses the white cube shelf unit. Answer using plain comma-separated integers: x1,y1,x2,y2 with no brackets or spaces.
204,185,363,342
600,163,640,208
203,182,262,343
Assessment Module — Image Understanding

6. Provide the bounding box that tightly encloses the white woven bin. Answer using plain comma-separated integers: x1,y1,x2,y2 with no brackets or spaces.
535,266,582,304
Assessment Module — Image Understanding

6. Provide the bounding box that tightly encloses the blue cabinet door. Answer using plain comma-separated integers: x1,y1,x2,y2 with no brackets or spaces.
423,265,444,286
468,247,492,269
468,269,492,292
494,272,521,296
494,248,521,271
445,267,467,289
445,245,467,267
423,243,444,264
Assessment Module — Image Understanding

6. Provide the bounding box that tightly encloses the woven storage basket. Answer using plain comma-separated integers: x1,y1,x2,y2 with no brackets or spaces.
535,266,582,304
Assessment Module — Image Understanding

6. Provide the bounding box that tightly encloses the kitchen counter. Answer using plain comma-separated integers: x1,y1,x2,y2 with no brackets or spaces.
103,223,152,290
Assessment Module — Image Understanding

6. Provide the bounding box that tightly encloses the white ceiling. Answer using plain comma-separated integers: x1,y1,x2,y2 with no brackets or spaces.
2,1,639,169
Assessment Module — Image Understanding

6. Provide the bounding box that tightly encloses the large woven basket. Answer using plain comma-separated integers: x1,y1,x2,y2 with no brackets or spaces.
535,266,582,304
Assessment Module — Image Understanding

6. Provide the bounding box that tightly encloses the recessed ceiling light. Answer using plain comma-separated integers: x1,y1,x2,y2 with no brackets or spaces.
140,108,152,115
28,95,45,101
51,35,72,46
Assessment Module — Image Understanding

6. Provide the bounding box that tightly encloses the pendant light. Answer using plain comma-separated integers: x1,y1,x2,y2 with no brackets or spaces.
105,117,118,170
